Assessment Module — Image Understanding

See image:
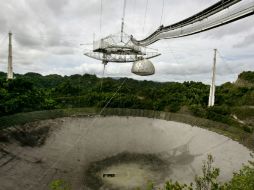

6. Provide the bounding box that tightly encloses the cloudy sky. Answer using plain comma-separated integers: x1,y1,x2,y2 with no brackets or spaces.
0,0,253,84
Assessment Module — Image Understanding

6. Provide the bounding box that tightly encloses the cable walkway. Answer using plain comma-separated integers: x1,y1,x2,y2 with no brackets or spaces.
132,0,254,46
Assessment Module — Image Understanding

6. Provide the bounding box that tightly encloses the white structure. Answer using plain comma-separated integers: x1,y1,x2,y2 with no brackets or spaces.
83,0,160,76
131,59,155,76
7,32,13,80
85,33,160,63
208,49,217,107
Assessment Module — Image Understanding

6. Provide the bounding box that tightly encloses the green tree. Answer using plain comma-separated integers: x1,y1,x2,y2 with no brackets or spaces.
223,154,254,190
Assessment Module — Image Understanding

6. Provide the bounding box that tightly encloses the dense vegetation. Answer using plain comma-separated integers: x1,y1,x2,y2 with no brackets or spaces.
0,71,253,130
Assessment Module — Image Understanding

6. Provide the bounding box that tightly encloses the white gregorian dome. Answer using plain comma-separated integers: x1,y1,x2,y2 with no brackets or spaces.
131,59,155,76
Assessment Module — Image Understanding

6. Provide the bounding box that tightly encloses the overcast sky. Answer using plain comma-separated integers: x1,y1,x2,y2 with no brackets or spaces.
0,0,253,84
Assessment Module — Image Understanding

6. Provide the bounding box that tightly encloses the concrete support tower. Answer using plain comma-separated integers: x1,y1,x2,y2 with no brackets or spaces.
7,32,13,80
208,49,217,107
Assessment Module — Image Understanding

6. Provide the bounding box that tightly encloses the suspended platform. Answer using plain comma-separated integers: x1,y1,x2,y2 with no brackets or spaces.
84,33,161,63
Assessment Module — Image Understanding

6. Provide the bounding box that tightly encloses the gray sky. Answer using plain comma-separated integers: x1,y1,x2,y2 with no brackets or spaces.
0,0,253,84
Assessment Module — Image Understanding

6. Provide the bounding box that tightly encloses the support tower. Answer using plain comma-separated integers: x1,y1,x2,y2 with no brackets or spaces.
7,32,13,80
208,49,217,107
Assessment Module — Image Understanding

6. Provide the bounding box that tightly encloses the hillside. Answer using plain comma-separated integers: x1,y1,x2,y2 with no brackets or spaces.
0,71,253,130
235,71,254,87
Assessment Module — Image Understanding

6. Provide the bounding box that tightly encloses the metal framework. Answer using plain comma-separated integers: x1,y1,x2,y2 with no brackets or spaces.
131,0,254,46
84,33,161,63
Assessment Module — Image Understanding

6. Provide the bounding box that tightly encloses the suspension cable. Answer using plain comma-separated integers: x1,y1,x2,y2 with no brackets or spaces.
100,78,127,114
99,0,103,35
168,47,188,82
142,0,149,33
217,50,235,75
0,34,8,45
121,0,127,42
132,0,137,17
100,63,107,91
159,0,165,26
